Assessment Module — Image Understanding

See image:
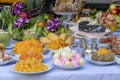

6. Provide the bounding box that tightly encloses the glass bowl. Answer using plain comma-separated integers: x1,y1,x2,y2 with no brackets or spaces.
0,30,11,46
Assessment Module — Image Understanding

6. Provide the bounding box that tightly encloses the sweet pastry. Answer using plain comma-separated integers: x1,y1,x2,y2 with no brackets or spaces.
40,33,74,47
65,36,74,45
45,38,68,50
47,33,59,41
59,33,67,41
39,37,51,44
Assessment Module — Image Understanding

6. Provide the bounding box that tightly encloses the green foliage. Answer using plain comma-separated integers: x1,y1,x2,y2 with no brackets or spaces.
1,7,16,29
12,28,23,40
25,0,47,11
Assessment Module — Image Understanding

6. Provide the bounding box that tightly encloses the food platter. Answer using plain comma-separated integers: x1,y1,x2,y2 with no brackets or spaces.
86,56,116,66
1,0,120,79
10,64,52,74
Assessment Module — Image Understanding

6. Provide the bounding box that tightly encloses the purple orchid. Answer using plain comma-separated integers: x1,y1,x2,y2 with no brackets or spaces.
10,8,22,16
46,18,62,32
10,1,24,16
13,18,30,28
13,1,24,9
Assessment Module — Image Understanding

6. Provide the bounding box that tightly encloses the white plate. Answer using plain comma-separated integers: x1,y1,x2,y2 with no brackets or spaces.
0,59,13,66
6,43,14,49
54,12,78,15
10,64,52,74
54,64,82,70
86,56,116,65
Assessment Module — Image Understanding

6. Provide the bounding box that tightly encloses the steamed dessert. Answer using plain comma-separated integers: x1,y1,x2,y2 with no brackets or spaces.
92,48,114,62
52,47,84,67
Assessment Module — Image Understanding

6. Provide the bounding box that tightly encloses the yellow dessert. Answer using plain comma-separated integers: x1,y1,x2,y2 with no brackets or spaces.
19,52,43,61
97,48,109,54
13,38,44,54
14,58,48,72
45,38,68,50
92,48,114,62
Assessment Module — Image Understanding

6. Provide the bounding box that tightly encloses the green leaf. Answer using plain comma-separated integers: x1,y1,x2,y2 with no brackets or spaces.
12,28,23,40
8,23,13,35
36,27,43,36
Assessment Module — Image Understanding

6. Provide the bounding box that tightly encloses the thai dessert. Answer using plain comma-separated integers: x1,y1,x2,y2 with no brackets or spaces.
0,43,12,62
52,47,84,67
92,48,114,62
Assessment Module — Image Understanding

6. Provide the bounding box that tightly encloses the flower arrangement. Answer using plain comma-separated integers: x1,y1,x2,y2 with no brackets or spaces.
46,18,62,32
0,1,40,40
0,0,71,40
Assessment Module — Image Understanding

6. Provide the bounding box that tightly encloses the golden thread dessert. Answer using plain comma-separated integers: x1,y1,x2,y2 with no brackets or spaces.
13,38,44,54
14,58,48,72
19,52,43,61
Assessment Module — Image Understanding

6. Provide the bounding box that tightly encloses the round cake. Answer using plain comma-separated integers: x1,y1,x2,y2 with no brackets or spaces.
92,48,114,62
